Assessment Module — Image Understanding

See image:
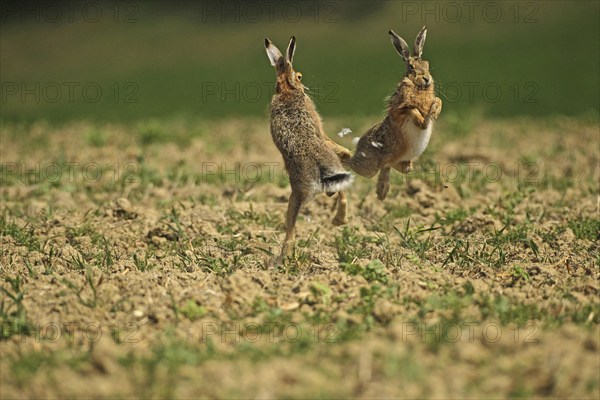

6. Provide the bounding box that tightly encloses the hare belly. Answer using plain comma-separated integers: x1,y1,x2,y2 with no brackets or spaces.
400,121,433,160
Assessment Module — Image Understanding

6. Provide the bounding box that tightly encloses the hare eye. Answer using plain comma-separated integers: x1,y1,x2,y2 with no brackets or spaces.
408,64,415,71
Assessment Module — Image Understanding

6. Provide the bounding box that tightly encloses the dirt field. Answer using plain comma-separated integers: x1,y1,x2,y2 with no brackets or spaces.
1,115,598,398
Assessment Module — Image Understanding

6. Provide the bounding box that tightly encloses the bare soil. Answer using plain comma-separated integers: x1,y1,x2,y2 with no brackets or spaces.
1,116,598,398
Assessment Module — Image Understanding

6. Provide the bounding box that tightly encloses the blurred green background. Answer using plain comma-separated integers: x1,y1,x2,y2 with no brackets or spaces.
1,0,598,123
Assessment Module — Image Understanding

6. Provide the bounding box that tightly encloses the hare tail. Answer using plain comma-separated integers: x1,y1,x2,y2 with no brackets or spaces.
320,171,354,193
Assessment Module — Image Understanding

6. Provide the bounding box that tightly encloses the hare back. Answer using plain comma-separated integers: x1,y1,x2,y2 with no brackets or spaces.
356,122,388,159
270,113,333,162
269,94,323,149
270,116,348,193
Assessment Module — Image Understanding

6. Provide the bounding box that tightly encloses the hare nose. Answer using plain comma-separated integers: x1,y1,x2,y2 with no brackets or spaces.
423,77,430,84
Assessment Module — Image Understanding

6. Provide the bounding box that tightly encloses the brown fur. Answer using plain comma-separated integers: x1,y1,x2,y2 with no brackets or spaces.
344,27,442,200
265,37,353,260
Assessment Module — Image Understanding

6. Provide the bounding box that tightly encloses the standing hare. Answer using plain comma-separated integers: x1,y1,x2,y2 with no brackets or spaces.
344,26,442,200
265,37,353,257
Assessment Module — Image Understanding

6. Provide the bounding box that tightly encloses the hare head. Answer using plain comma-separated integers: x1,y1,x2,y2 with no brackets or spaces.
389,26,432,89
265,37,305,95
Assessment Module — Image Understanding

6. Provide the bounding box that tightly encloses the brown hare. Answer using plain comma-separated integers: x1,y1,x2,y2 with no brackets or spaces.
265,37,353,258
344,26,442,200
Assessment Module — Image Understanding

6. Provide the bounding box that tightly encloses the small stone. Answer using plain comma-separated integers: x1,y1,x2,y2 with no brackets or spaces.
280,302,300,311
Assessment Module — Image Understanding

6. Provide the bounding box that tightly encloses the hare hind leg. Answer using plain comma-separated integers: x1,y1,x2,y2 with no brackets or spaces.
279,189,304,259
332,192,348,226
376,167,391,200
343,156,379,179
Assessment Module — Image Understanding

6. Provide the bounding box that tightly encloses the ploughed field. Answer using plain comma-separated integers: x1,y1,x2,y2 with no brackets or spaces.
1,116,598,398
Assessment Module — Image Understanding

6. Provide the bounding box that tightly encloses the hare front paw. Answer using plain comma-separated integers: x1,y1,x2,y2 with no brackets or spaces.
338,148,352,161
430,97,442,119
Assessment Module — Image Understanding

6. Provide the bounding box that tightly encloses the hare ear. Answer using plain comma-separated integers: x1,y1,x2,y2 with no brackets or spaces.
389,30,410,62
265,38,283,67
286,36,296,64
413,26,427,58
